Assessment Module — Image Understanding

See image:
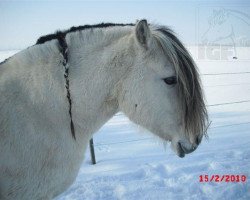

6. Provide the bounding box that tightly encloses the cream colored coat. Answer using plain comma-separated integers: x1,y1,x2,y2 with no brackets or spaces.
0,20,204,199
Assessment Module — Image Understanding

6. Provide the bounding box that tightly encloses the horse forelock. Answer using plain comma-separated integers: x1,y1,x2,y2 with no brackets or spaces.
152,26,209,138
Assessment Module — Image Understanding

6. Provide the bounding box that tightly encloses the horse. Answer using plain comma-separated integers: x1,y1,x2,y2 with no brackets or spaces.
0,20,208,199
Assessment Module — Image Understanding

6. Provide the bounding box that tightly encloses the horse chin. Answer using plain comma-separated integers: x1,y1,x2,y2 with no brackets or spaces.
171,141,186,158
176,142,186,158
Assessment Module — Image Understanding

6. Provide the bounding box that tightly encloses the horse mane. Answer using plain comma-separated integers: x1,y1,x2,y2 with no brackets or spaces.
35,23,136,139
36,23,135,45
152,26,209,138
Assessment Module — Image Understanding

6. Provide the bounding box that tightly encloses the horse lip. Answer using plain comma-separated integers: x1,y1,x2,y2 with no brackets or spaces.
178,142,197,154
177,142,185,158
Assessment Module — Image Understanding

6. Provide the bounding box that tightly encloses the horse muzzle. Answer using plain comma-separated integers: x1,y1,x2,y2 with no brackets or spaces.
171,139,198,158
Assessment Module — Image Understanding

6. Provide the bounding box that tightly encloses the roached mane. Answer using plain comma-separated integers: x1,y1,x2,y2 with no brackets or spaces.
152,26,209,138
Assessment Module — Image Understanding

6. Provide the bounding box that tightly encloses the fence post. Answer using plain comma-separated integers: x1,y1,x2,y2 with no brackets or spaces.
89,138,96,165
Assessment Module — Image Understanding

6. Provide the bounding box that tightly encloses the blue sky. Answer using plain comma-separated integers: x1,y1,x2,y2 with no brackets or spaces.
0,0,249,50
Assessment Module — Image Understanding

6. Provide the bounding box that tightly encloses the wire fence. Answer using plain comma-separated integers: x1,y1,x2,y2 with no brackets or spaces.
205,83,250,87
93,121,250,147
114,99,250,116
90,71,250,147
91,102,250,148
208,100,250,107
201,71,250,76
89,71,250,163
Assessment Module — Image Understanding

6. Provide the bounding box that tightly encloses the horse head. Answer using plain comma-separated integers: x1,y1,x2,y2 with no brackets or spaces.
117,20,208,157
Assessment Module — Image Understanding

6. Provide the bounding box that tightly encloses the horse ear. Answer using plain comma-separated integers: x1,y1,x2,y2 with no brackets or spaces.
135,19,151,49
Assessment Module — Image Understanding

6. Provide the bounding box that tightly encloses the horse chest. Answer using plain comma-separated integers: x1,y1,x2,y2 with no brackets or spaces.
1,134,87,200
36,138,87,198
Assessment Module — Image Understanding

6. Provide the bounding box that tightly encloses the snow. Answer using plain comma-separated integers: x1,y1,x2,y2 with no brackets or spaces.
1,47,250,200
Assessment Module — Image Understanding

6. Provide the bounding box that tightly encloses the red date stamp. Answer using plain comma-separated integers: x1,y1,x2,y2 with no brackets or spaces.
199,175,247,183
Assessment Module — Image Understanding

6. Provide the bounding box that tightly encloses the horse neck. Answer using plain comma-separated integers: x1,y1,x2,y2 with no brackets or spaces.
66,27,135,138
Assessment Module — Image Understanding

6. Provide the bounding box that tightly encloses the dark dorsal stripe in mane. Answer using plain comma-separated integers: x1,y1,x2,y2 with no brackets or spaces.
36,23,135,45
35,23,134,140
56,31,76,140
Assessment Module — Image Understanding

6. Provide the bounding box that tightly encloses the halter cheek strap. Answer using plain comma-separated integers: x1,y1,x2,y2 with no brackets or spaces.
56,31,76,140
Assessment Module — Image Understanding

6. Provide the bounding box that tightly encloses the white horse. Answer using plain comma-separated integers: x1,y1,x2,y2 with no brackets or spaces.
0,20,208,199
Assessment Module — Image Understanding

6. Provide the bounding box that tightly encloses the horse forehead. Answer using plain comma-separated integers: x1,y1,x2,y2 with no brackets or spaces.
145,56,176,76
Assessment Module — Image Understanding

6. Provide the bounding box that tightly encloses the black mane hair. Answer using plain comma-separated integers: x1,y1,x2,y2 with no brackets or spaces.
1,23,135,65
36,23,135,45
153,26,209,139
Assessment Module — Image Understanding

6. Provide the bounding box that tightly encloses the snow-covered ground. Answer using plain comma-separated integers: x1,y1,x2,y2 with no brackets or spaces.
1,47,250,200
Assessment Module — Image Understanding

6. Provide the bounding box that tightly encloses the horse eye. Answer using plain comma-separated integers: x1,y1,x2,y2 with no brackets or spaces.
163,76,177,85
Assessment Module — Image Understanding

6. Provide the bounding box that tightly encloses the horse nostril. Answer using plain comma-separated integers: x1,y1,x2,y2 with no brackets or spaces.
179,141,197,154
177,142,185,158
195,136,201,145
